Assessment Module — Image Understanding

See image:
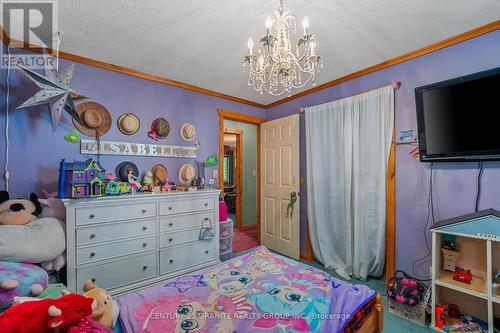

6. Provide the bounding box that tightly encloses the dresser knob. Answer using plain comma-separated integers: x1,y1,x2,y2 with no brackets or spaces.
169,238,173,242
89,233,96,239
91,278,96,283
205,250,209,254
142,265,148,271
142,209,147,213
204,202,208,207
168,222,173,227
168,206,173,210
169,259,174,264
142,242,148,247
90,252,95,257
142,226,147,231
89,214,95,219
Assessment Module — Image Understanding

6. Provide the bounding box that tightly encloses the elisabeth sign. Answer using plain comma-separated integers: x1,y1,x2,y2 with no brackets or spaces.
80,140,198,158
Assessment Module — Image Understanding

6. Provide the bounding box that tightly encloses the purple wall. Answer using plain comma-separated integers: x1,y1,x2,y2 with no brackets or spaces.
267,30,500,275
0,51,265,198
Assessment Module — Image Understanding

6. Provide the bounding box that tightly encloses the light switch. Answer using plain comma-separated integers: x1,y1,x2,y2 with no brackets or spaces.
252,170,256,176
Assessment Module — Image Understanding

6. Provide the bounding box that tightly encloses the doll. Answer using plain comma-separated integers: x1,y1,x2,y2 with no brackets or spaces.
127,168,143,191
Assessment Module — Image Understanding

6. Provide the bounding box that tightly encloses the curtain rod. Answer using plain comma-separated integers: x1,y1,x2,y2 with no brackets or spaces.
299,80,401,113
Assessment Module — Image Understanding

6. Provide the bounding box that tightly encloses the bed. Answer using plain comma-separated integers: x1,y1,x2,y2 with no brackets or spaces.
117,246,383,333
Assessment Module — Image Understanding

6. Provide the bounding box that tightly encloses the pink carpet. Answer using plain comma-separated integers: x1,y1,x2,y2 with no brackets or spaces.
232,226,258,252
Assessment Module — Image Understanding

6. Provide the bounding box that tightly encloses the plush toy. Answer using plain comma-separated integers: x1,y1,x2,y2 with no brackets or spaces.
39,190,66,222
0,217,65,264
64,316,115,333
0,261,48,308
82,280,119,329
142,171,153,191
0,293,95,333
38,191,67,271
0,190,66,269
0,190,42,225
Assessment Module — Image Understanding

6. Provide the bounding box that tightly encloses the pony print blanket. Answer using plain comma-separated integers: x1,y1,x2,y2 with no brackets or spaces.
117,246,375,333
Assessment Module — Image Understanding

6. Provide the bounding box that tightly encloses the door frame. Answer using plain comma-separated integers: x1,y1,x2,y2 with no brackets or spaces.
223,128,244,230
218,109,266,243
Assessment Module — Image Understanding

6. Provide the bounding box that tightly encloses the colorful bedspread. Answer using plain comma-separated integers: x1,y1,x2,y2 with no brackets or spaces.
117,246,375,333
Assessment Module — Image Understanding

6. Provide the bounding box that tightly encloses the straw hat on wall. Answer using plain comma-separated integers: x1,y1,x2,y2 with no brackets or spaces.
73,102,112,137
180,122,196,142
117,113,140,135
178,163,196,184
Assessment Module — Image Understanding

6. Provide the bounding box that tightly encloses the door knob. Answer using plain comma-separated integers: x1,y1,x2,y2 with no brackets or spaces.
286,191,298,219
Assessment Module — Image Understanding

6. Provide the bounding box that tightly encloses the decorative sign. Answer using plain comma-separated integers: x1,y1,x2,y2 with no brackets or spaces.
398,129,415,143
80,140,198,158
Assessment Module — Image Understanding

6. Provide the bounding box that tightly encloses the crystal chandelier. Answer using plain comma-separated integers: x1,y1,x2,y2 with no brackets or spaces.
243,0,322,96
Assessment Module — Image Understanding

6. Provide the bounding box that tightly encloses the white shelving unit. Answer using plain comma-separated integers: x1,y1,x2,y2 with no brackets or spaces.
431,210,500,333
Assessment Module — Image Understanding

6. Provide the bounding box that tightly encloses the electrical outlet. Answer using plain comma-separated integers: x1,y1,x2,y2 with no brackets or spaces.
213,170,218,178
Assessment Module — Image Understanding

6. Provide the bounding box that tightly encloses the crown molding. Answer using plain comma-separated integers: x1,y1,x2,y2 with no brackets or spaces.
2,20,499,110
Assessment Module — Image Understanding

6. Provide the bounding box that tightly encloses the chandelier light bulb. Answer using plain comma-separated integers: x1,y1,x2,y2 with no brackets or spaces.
302,16,309,35
265,16,273,34
310,40,316,55
247,37,254,55
258,54,265,67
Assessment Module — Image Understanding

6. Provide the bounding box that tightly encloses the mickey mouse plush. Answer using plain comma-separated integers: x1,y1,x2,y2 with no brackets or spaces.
0,191,42,225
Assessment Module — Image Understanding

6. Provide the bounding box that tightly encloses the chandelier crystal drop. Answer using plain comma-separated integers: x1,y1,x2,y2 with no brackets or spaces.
243,0,322,96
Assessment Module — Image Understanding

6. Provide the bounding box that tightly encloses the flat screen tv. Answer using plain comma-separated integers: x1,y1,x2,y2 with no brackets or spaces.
415,66,500,162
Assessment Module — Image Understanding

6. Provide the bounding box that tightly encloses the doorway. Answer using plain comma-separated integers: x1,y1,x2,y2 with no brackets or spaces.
218,110,265,253
223,129,243,229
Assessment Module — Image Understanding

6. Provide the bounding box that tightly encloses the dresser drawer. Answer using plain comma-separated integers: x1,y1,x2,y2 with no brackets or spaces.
160,212,214,233
75,202,156,225
159,240,215,274
76,219,157,246
159,228,201,248
76,253,157,290
77,236,156,265
159,197,214,215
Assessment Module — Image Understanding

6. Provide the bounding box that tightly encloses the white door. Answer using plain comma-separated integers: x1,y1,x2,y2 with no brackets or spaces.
261,114,300,259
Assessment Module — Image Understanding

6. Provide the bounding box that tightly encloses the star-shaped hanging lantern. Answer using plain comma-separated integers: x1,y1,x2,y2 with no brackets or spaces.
16,63,88,132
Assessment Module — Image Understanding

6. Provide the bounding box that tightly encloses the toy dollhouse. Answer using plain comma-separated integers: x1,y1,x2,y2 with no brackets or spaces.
431,209,500,333
58,159,107,198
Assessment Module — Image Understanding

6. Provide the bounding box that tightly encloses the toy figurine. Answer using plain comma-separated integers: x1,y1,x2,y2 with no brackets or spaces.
127,168,143,191
143,171,153,191
161,181,172,192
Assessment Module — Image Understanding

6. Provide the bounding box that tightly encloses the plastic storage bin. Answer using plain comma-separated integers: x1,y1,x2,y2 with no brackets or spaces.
219,237,233,253
219,218,233,261
220,219,233,239
220,251,232,261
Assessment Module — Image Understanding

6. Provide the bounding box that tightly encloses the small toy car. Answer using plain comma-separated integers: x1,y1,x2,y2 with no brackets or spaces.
453,266,472,284
117,182,132,194
105,182,121,196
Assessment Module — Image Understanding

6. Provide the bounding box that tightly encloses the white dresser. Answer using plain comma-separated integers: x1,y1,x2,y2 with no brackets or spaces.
64,190,220,295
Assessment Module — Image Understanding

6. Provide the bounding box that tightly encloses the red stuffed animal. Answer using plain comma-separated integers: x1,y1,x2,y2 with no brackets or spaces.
0,293,95,333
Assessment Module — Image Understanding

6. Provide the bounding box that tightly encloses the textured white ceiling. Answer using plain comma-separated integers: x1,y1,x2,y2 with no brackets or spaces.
56,0,500,105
